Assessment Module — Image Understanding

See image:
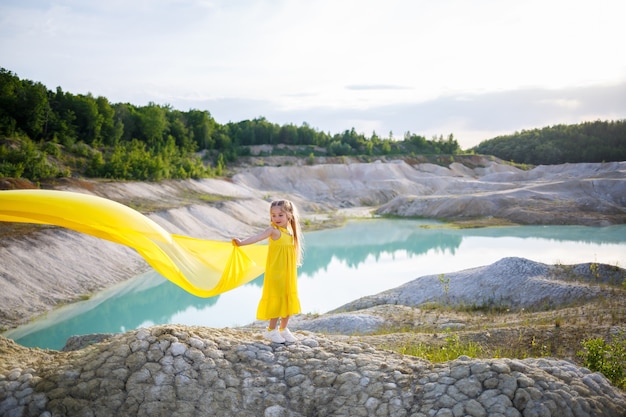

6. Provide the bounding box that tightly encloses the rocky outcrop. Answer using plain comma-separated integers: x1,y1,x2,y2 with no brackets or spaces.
234,159,626,226
288,257,626,336
1,325,625,417
4,256,625,416
331,257,624,316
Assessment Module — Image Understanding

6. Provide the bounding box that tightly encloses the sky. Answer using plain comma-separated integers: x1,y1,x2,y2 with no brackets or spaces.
1,0,625,149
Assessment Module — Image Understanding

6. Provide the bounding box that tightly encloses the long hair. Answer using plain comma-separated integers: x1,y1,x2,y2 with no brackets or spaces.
270,199,304,266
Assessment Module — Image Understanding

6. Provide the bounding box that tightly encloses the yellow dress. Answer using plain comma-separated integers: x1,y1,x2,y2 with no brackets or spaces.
0,190,269,297
256,225,301,320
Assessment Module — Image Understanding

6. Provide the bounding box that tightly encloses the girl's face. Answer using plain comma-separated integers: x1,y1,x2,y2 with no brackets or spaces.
270,206,289,228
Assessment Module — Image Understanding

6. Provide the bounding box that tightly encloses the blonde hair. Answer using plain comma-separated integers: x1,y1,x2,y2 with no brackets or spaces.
270,199,304,265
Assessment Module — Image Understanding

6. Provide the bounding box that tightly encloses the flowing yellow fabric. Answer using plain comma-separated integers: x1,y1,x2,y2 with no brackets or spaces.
0,189,268,297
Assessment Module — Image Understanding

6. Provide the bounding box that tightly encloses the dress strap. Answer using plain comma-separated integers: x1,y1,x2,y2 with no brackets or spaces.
271,224,292,236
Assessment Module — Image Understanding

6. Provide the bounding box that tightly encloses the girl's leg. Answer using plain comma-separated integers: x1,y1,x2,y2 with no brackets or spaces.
264,317,286,343
278,316,297,342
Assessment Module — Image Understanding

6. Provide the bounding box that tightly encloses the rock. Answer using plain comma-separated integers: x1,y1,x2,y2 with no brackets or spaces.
62,333,115,351
235,159,626,226
294,312,386,334
1,326,624,416
333,257,624,314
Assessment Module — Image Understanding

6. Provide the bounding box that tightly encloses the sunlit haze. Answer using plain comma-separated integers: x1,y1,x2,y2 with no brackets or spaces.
1,0,625,148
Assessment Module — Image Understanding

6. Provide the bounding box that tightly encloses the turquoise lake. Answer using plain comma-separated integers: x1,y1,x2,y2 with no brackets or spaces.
5,219,626,350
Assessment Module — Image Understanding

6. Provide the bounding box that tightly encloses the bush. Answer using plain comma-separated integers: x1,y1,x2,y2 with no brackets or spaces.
577,334,626,389
0,136,64,180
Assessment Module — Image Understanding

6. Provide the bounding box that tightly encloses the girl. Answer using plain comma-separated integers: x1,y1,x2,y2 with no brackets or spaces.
232,199,303,343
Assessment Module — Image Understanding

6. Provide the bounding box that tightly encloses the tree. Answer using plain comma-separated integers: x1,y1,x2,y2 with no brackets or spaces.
186,109,216,150
72,93,102,144
137,103,168,148
0,69,49,139
48,87,78,146
278,124,298,145
97,96,123,146
167,110,194,153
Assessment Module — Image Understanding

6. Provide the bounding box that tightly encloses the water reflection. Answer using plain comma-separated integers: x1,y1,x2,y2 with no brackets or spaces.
5,219,625,350
301,220,624,275
10,271,257,350
301,220,463,274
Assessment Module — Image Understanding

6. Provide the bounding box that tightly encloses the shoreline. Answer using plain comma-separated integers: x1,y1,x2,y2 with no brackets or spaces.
1,159,624,332
4,219,625,351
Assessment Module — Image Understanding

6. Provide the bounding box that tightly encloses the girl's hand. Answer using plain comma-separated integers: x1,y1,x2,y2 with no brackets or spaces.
232,238,241,246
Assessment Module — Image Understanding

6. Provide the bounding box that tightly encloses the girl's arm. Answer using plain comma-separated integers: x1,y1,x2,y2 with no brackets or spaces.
232,226,277,246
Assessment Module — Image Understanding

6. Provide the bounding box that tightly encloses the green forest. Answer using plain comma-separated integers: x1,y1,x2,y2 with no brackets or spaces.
1,67,624,183
472,121,626,165
0,68,459,182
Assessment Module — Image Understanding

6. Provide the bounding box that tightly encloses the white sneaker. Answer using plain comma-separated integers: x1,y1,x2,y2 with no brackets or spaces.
264,328,285,343
280,328,297,343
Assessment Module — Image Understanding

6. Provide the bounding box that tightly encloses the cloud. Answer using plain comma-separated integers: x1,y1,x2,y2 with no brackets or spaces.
346,85,412,91
2,0,626,150
187,81,626,149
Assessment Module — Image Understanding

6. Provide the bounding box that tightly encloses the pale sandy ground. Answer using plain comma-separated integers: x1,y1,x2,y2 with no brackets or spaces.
0,157,624,331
